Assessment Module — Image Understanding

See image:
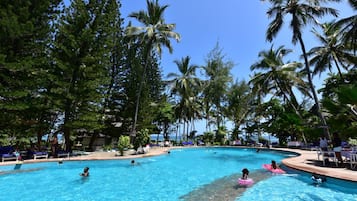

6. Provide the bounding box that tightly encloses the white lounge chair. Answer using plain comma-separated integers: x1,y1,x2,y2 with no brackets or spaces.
57,151,70,159
1,154,18,162
320,149,338,167
350,153,357,169
33,152,48,160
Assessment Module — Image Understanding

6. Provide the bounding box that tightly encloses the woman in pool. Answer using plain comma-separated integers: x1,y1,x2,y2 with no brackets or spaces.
80,167,89,177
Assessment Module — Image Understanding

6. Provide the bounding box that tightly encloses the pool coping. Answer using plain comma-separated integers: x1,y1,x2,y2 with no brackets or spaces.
277,148,357,182
1,146,357,182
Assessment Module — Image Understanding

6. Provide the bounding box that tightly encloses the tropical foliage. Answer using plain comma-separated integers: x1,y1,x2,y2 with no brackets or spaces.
0,0,356,151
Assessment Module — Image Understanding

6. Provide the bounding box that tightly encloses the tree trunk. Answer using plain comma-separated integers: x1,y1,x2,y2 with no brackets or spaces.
132,40,153,138
298,35,330,139
89,131,99,151
276,80,307,144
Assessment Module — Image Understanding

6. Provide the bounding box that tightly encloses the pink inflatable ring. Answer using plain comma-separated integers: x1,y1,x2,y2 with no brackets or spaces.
238,178,254,186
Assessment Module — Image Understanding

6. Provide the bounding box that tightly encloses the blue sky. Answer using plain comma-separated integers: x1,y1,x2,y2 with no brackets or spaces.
121,0,354,83
120,0,355,134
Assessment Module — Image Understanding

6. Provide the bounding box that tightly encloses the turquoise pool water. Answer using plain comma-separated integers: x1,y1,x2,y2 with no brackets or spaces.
0,147,356,201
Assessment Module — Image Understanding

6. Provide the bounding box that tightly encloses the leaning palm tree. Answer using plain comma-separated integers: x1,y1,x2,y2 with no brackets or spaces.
126,0,180,136
263,0,340,138
307,23,353,79
250,45,310,143
250,45,308,113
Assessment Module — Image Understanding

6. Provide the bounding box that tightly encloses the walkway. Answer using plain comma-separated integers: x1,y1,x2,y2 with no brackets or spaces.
1,146,356,182
279,148,357,182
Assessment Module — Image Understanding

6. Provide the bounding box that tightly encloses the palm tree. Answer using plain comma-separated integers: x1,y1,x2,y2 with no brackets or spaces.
307,23,352,79
226,80,254,139
333,0,357,53
250,45,309,143
250,46,308,111
126,0,180,136
264,0,340,138
167,56,202,140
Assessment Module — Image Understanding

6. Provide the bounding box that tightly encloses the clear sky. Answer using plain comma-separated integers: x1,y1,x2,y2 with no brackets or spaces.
120,0,354,83
120,0,354,134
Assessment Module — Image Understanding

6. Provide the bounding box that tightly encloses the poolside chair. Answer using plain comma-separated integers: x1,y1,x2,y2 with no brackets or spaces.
316,148,324,161
1,153,18,162
350,153,357,169
33,151,48,160
0,146,18,162
198,140,205,146
57,150,70,159
321,150,338,167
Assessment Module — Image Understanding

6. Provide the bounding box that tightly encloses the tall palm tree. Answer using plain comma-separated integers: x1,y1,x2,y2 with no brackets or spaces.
307,23,352,79
167,56,202,140
264,0,340,138
126,0,180,136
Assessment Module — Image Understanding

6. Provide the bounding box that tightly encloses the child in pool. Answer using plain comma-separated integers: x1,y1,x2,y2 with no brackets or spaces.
242,168,249,180
271,160,278,169
80,167,89,177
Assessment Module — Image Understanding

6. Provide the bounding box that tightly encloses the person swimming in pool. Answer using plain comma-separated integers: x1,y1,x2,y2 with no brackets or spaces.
311,173,326,184
80,167,89,177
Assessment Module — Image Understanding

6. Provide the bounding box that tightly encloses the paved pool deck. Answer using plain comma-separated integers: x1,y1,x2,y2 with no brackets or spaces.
278,148,357,182
1,146,356,182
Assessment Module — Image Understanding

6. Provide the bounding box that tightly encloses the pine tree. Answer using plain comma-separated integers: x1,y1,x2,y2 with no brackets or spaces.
51,0,120,151
0,0,61,146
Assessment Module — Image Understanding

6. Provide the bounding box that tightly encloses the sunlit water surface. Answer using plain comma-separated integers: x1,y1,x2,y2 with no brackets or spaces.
0,147,356,201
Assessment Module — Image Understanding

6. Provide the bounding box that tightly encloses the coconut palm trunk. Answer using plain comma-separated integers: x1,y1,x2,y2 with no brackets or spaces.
298,34,330,139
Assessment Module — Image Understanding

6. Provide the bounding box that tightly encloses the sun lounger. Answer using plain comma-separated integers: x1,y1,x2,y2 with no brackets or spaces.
0,146,19,162
1,153,18,162
57,151,70,159
287,141,303,148
182,141,194,146
33,152,48,160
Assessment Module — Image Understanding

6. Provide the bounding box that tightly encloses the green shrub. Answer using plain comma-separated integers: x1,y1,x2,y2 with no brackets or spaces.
118,136,130,156
133,129,150,150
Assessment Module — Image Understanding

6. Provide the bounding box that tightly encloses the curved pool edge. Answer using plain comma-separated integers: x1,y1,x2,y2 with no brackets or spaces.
0,147,172,167
278,148,357,182
2,146,357,183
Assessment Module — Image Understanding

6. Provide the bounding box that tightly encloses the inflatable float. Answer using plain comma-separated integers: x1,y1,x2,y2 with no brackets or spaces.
262,164,286,174
238,178,254,186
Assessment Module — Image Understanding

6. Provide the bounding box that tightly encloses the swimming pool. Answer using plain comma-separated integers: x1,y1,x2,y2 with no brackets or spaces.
0,147,356,201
